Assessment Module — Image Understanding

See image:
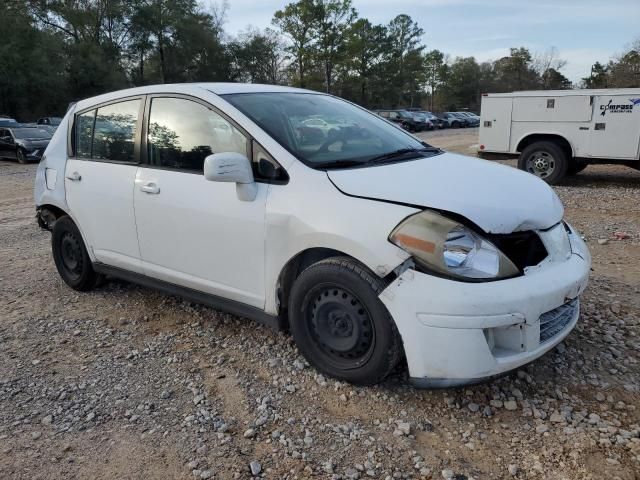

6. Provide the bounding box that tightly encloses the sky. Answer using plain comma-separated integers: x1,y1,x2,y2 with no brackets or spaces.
220,0,640,83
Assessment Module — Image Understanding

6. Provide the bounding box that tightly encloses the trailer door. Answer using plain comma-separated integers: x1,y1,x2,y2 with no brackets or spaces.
479,96,513,152
589,95,640,159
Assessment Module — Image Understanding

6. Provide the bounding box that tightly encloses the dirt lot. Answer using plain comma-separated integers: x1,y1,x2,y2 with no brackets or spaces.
1,130,639,480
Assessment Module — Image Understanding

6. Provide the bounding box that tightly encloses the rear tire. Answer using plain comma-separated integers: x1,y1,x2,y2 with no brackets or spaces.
52,216,103,291
518,141,568,185
288,257,403,385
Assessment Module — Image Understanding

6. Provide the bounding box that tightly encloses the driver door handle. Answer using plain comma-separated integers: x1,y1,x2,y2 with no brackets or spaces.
66,171,81,182
140,182,160,194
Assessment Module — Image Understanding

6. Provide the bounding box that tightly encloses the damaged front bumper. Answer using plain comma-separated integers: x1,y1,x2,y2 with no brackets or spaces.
380,225,591,388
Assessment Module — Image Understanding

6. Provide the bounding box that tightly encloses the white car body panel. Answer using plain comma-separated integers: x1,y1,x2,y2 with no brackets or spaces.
262,161,415,314
34,83,592,386
134,167,269,308
66,160,142,273
327,153,564,233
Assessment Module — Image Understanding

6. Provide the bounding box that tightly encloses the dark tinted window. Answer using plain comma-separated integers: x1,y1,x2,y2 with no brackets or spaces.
12,128,51,139
92,100,140,162
75,110,96,158
223,93,431,168
147,97,247,172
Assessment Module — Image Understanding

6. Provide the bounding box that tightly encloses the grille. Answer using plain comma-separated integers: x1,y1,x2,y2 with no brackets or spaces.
539,299,578,343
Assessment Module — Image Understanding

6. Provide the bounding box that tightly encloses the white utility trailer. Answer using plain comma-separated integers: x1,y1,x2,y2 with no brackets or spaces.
478,88,640,183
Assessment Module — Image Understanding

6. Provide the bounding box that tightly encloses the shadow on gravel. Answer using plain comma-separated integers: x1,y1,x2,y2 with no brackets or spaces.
561,170,640,188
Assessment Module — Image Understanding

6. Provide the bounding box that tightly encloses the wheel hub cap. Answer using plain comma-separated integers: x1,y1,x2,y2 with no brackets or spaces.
527,152,555,178
309,287,374,362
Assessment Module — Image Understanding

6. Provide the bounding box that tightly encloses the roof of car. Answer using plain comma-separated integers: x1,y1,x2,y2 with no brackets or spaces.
73,83,319,111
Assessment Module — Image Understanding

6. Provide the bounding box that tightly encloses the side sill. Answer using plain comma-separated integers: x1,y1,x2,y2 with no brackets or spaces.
93,263,284,331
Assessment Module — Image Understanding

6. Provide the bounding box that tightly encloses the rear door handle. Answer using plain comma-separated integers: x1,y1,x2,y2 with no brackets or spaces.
65,171,81,182
140,182,160,194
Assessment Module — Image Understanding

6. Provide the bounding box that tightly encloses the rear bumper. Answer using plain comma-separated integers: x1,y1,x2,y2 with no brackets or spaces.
379,227,590,386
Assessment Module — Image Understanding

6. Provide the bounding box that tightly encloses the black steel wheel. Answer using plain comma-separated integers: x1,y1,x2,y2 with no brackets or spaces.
52,216,103,291
288,257,403,385
308,285,375,369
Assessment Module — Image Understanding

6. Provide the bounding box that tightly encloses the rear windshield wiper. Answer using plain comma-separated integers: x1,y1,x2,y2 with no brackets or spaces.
366,147,440,165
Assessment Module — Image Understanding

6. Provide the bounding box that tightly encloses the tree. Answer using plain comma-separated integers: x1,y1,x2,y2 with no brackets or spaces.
541,68,572,89
423,49,446,110
385,14,425,106
343,19,387,105
272,0,320,88
582,61,609,88
313,0,356,93
229,27,287,84
442,56,481,110
492,47,539,91
608,41,640,87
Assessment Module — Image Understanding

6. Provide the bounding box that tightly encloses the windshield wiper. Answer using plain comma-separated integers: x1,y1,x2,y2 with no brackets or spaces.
313,159,369,170
366,147,440,165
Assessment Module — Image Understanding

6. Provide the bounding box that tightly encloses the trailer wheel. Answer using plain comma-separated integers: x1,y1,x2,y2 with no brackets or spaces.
518,141,568,185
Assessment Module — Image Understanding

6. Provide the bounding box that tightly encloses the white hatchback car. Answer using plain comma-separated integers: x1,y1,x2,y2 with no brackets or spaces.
35,83,591,387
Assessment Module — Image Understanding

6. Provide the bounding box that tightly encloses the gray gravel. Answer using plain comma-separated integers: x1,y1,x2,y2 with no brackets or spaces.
1,155,639,479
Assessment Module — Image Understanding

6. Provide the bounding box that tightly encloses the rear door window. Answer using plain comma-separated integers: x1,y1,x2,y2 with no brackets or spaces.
92,100,140,162
75,110,96,159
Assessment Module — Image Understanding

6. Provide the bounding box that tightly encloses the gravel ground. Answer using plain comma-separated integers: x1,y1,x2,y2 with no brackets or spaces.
1,131,639,479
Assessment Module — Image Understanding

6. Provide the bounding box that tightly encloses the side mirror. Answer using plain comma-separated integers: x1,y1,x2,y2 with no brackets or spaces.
204,152,257,202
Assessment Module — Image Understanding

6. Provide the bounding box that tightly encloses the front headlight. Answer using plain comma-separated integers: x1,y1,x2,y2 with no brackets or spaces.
389,210,519,281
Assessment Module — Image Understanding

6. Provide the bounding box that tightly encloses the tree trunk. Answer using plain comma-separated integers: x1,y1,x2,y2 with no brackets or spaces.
325,61,331,93
139,48,145,84
158,33,166,83
298,55,304,88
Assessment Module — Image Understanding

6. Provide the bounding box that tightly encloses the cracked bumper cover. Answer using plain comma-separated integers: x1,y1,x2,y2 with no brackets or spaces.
379,229,591,387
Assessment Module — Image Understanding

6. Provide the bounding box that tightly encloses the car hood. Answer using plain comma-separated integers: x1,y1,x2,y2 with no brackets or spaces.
17,139,50,146
327,152,564,234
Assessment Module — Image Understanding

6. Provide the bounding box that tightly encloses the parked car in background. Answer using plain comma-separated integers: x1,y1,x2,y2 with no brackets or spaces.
37,117,62,127
438,112,465,128
447,112,474,127
0,126,52,163
35,83,590,387
0,117,19,127
456,112,480,127
422,112,447,129
410,112,433,130
374,109,423,132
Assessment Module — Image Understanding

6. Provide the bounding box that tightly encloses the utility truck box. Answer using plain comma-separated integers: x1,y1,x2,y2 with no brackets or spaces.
478,88,640,183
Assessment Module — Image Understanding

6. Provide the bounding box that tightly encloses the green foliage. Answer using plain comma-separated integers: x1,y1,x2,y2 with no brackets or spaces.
2,0,637,120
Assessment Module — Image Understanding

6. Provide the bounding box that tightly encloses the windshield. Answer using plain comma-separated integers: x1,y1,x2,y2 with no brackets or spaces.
12,128,51,139
49,117,62,125
222,92,437,168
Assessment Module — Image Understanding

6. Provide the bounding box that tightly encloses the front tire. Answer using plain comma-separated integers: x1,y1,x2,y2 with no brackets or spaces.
52,216,103,291
518,141,568,185
16,149,27,164
288,257,403,385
